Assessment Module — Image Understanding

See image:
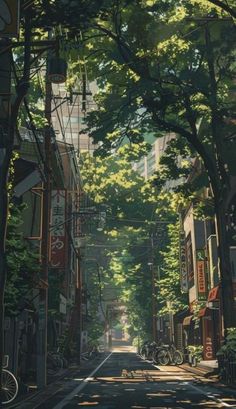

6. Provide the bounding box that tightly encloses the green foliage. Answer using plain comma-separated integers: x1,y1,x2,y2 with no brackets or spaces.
80,146,185,340
5,202,40,316
187,344,203,361
217,328,236,357
157,221,188,315
77,0,236,211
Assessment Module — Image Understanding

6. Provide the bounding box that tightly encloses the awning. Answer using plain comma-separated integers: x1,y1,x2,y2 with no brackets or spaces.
208,285,220,302
13,158,42,197
183,315,193,326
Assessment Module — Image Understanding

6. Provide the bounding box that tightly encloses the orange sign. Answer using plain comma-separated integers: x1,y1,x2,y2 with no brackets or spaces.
196,249,207,300
0,0,20,37
208,285,219,302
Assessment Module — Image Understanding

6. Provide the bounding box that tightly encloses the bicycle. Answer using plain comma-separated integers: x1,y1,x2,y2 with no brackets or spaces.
152,341,169,364
47,350,63,370
157,344,184,365
81,345,99,361
1,355,19,405
140,341,157,360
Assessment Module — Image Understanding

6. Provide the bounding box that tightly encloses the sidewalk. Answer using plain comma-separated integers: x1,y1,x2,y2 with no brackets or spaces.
181,359,218,378
198,359,218,371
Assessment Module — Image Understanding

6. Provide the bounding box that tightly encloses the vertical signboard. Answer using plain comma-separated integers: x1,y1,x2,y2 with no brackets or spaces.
50,190,66,268
179,229,188,293
203,313,214,360
0,0,20,37
196,249,207,300
186,233,194,289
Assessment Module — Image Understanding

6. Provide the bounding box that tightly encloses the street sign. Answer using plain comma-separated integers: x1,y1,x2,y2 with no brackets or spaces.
0,0,20,37
196,249,207,300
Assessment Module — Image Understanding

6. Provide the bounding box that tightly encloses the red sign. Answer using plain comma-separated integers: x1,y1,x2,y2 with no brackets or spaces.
208,285,220,302
50,190,66,268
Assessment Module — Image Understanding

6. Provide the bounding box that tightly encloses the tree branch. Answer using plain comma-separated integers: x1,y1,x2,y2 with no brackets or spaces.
207,0,236,18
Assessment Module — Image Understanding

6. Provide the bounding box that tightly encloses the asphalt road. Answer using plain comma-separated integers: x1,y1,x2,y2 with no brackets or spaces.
17,347,236,409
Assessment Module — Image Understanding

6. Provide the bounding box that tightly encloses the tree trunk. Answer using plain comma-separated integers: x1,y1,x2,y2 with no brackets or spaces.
0,38,12,403
0,16,31,402
214,194,236,331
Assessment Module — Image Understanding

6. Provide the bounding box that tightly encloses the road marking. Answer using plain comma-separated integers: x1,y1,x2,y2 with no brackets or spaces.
186,382,236,408
152,363,236,408
52,352,113,409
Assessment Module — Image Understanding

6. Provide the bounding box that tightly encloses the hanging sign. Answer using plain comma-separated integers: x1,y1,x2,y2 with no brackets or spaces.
196,249,207,300
0,0,20,37
50,190,66,268
179,229,188,293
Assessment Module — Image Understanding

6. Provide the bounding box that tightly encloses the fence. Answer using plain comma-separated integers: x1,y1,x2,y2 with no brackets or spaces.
217,353,236,384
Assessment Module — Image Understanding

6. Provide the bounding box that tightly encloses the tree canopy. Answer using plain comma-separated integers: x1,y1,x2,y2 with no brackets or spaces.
80,145,187,341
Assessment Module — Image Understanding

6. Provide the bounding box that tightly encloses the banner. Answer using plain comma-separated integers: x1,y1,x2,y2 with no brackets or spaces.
196,249,207,300
0,0,20,37
179,230,188,292
50,190,66,268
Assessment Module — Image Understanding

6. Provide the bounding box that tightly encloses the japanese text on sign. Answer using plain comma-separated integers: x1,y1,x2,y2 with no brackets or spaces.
50,190,66,268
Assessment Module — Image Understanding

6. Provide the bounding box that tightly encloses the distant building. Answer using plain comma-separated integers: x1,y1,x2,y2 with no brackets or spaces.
133,133,175,179
51,81,97,154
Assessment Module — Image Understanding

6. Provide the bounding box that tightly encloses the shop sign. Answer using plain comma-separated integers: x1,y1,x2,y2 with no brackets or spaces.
208,285,219,302
205,336,213,360
50,190,66,268
179,230,188,292
186,234,194,288
0,0,20,37
196,249,207,300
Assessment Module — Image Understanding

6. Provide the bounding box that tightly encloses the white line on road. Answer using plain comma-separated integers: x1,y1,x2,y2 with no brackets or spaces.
152,363,236,408
52,352,113,409
186,382,236,408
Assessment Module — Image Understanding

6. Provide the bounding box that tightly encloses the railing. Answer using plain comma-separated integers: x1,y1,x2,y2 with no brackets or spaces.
217,352,236,384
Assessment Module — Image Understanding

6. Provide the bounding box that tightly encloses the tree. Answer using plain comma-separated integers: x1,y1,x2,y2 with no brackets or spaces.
80,146,184,342
0,0,107,388
78,0,236,332
158,221,188,316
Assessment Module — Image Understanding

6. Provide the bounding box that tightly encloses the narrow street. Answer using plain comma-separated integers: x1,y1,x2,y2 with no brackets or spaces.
17,347,236,409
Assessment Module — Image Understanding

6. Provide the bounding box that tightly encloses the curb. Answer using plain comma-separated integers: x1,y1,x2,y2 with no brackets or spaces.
181,363,216,377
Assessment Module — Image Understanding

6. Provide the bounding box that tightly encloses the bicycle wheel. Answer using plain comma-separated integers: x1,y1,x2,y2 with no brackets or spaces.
140,346,147,359
157,350,170,365
173,350,184,365
1,369,18,405
152,349,161,364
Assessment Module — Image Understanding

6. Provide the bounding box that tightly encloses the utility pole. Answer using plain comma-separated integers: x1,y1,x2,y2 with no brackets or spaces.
76,251,83,365
37,33,52,389
149,234,157,342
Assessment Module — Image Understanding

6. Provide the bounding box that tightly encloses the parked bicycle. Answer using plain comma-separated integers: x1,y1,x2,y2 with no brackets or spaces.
81,345,99,361
156,343,184,365
140,341,158,360
1,355,19,405
47,350,63,371
152,341,169,364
